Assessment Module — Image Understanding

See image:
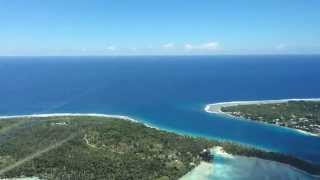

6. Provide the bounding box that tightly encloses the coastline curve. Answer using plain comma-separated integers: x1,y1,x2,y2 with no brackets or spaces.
204,98,320,137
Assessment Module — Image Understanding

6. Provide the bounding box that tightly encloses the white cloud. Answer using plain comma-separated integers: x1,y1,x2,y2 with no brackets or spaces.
184,42,220,51
162,43,175,49
106,46,116,51
184,44,193,50
201,42,220,50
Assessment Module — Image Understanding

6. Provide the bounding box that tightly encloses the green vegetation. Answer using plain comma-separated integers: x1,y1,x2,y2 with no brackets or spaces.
221,101,320,135
221,142,320,175
0,116,319,179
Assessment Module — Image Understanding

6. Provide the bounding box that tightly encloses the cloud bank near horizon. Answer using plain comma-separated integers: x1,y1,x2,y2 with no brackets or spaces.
1,42,319,56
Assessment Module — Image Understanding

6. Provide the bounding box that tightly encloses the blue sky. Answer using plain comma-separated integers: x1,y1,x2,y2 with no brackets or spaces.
0,0,319,55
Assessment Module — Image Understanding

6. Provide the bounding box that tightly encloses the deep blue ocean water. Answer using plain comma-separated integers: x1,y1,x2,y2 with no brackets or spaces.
1,55,320,164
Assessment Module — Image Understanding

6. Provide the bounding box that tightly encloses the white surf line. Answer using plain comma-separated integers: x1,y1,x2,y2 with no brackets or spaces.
0,133,77,176
204,98,320,137
0,113,163,132
205,98,320,114
0,113,137,122
295,129,318,137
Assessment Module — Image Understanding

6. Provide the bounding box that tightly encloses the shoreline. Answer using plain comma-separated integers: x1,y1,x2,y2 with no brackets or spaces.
211,146,320,179
0,113,137,122
204,98,320,137
205,98,320,114
1,113,320,176
0,112,274,152
0,113,163,131
180,161,213,180
183,146,320,179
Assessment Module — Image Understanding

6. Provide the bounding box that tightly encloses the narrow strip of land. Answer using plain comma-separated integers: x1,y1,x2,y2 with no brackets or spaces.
205,98,320,136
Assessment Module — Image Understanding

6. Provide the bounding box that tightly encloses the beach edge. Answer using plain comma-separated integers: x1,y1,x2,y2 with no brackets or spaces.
204,98,320,137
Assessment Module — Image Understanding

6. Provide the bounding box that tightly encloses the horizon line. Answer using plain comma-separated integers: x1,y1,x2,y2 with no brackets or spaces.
1,54,320,58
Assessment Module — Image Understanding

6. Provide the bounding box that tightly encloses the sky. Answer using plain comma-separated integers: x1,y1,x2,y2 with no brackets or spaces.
0,0,319,56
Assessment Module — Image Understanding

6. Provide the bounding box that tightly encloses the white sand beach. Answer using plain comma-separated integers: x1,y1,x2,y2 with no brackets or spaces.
0,113,166,132
205,98,320,137
211,146,319,180
179,161,214,180
0,113,137,122
211,146,234,159
205,98,320,114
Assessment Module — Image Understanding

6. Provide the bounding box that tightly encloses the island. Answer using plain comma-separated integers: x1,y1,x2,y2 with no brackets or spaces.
206,99,320,136
0,114,320,179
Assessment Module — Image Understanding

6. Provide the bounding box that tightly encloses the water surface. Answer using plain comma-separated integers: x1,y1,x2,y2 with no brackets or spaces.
0,55,320,164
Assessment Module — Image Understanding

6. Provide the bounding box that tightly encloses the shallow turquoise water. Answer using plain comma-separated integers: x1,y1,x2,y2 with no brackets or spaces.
181,148,319,180
211,153,318,180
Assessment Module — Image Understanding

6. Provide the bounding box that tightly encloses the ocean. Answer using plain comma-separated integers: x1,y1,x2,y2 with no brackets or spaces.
1,55,320,164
